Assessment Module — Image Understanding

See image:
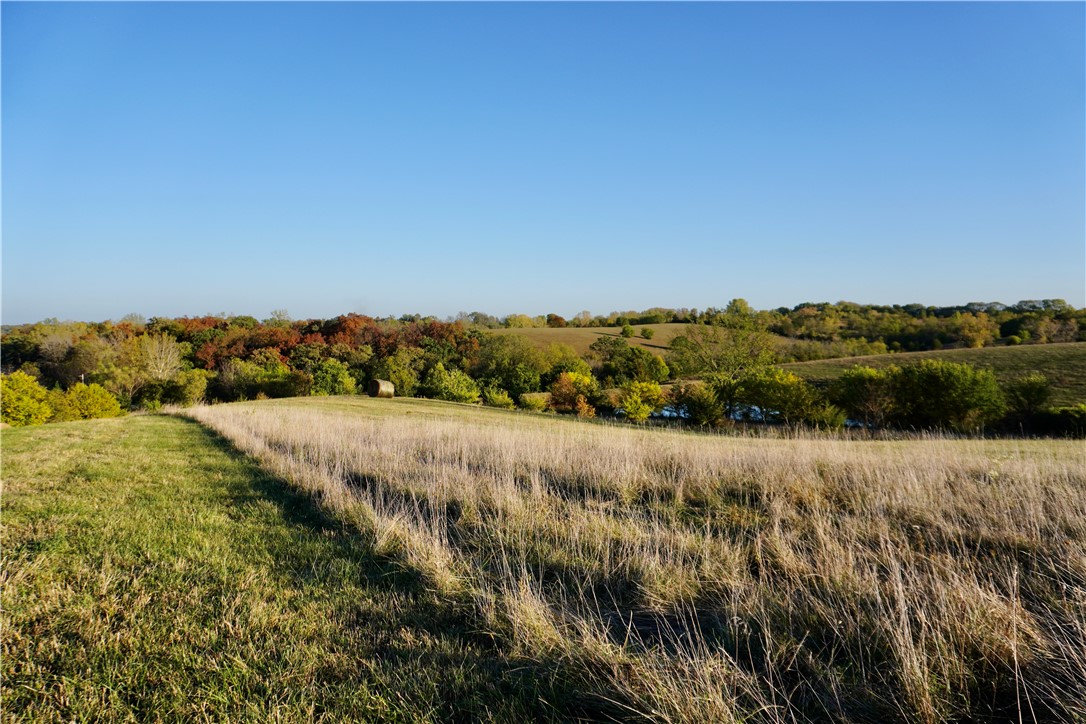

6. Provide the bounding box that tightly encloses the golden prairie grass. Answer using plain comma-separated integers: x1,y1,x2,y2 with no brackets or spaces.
185,398,1086,722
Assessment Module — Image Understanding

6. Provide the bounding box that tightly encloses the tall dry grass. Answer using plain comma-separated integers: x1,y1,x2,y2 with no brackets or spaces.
185,401,1086,722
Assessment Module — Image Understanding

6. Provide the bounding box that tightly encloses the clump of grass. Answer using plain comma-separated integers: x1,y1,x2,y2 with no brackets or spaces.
186,398,1086,722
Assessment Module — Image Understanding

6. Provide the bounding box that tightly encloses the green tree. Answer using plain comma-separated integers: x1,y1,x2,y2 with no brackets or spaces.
472,335,548,398
737,368,821,424
619,380,665,423
371,346,425,398
671,381,725,427
421,363,481,404
831,366,894,428
640,328,655,340
888,360,1006,432
620,324,635,338
311,359,357,396
589,337,669,387
1,371,53,426
667,315,776,379
1004,373,1051,417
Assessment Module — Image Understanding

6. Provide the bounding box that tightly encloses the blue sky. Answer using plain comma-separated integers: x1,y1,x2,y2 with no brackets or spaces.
3,2,1083,324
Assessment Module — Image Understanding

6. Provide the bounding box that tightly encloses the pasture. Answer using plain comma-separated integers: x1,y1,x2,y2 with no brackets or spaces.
782,341,1086,407
489,323,691,356
4,397,1085,721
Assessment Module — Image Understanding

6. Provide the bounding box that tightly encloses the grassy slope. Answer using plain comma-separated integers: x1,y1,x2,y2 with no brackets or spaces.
782,341,1086,406
8,400,1085,721
489,323,688,355
189,396,1085,722
1,415,563,722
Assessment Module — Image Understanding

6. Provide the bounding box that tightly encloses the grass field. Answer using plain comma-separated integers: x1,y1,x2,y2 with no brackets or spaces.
0,414,569,722
179,396,1085,722
489,323,692,356
6,399,1084,721
782,341,1086,407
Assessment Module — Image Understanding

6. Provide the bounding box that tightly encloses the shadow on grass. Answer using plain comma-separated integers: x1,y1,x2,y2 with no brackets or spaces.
176,417,591,722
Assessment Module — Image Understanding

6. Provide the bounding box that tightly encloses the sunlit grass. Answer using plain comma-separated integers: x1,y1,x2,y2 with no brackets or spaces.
1,415,564,722
185,396,1086,722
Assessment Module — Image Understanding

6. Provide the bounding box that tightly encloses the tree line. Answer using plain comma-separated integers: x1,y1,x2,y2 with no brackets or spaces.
1,301,1083,435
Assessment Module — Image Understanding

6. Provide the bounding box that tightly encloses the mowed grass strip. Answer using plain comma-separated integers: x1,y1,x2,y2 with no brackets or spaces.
1,415,561,723
782,341,1086,406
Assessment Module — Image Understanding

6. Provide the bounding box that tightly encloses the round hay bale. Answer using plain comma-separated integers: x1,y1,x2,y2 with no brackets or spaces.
368,379,395,398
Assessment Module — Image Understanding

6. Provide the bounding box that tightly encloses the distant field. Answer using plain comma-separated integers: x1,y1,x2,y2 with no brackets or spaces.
489,323,689,355
782,341,1086,407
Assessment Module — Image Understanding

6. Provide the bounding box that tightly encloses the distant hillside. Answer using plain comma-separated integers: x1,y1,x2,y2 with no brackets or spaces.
782,342,1086,407
489,323,691,356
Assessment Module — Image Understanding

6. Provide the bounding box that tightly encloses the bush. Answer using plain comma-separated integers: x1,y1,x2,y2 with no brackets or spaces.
1004,373,1051,417
1,371,52,426
574,395,596,418
619,380,666,423
311,359,357,396
831,366,894,428
1032,405,1086,438
888,359,1005,432
481,387,516,409
46,388,80,422
671,381,725,427
548,371,600,413
737,368,821,425
640,328,655,340
518,393,548,412
422,364,480,404
66,383,123,419
620,324,635,338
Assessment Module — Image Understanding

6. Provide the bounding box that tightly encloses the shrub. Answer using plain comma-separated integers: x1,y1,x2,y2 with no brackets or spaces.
46,388,80,422
574,395,596,418
548,372,601,413
481,387,516,409
518,393,548,412
620,324,635,338
66,383,123,419
422,364,480,404
619,380,666,423
831,366,894,428
671,381,725,427
888,359,1006,432
737,368,820,425
640,328,655,340
1,371,52,426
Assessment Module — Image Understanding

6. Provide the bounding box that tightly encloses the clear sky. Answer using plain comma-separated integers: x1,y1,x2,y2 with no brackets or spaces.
3,2,1083,324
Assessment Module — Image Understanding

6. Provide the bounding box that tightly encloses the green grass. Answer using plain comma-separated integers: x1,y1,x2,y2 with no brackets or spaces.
1,415,566,722
490,323,692,355
7,400,1084,721
782,341,1086,407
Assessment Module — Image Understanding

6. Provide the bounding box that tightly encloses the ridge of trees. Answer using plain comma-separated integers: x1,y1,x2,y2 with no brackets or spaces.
2,299,1083,436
